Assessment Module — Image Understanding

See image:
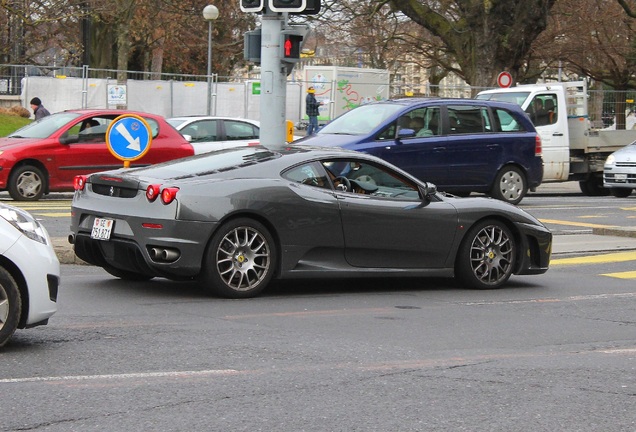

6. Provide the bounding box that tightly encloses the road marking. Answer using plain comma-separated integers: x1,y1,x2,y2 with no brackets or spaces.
539,218,618,229
551,251,636,266
601,271,636,279
463,292,636,305
33,212,71,217
0,369,241,384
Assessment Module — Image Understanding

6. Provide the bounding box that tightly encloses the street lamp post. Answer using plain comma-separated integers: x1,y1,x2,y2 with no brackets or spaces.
203,5,219,116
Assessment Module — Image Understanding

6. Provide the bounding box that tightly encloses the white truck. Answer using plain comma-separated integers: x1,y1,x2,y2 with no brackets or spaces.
301,66,390,125
477,81,636,195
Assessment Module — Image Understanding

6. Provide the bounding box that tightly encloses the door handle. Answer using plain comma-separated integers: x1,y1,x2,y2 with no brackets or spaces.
552,132,564,136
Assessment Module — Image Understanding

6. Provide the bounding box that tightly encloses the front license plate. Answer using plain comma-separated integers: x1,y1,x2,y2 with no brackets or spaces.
615,173,627,182
91,217,114,240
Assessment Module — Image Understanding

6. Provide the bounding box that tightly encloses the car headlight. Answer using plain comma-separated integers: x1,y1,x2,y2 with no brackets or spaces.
605,154,616,166
0,203,49,245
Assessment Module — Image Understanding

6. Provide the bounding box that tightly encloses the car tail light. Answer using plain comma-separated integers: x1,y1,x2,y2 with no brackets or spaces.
160,187,179,204
146,184,161,202
535,135,542,156
248,141,260,146
73,175,88,191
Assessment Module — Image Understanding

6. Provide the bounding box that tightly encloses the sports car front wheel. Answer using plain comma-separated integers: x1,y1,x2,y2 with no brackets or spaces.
455,220,516,289
202,218,276,299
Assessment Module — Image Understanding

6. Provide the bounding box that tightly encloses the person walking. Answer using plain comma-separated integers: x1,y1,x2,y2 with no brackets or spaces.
305,86,322,136
30,97,51,120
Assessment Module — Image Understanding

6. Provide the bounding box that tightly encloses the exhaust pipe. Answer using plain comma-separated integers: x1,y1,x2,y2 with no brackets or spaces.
161,249,180,261
148,247,180,263
68,234,75,245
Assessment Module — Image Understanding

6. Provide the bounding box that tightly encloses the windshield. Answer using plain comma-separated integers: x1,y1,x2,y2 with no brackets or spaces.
8,112,81,139
319,103,404,136
476,91,531,107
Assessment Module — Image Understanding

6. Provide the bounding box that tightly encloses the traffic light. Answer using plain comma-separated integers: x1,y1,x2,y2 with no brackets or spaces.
240,0,264,12
269,0,306,13
244,29,261,64
290,0,321,15
280,30,303,62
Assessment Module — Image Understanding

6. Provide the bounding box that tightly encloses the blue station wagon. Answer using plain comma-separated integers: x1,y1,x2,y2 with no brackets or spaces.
299,98,543,204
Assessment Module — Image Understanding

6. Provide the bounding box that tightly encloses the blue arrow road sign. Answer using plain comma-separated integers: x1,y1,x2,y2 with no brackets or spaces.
106,114,152,164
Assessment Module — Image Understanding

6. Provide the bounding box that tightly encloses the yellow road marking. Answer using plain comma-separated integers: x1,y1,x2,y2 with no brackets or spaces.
551,251,636,266
600,271,636,279
539,219,618,229
33,212,72,217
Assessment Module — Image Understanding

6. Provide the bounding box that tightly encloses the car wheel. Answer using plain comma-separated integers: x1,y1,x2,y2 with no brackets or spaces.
490,166,526,205
455,220,516,289
8,165,46,201
202,218,276,299
579,177,610,196
0,266,21,347
610,188,632,198
102,264,154,281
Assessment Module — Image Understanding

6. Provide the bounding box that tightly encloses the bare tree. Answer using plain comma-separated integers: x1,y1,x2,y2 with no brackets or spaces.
383,0,557,87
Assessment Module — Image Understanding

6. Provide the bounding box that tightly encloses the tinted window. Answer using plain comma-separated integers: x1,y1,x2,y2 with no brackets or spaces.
225,120,259,140
448,105,486,134
282,162,329,188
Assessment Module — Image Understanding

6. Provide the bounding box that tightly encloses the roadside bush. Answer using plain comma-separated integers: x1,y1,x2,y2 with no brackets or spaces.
0,106,32,118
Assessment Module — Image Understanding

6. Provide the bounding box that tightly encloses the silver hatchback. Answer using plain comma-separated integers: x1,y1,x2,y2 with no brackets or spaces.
603,141,636,197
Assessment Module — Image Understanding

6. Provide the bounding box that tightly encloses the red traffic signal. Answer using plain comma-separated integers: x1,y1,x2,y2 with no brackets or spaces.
281,32,303,62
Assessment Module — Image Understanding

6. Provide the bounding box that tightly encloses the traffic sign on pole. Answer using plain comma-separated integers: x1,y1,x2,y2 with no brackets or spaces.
106,114,153,168
497,71,513,88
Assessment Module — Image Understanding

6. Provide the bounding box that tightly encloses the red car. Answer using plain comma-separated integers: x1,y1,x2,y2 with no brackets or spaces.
0,110,195,201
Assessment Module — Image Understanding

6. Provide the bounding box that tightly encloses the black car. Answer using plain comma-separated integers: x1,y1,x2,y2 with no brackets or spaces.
69,145,551,298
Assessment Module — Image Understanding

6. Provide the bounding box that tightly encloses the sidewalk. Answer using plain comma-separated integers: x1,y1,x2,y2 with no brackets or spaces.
51,230,636,266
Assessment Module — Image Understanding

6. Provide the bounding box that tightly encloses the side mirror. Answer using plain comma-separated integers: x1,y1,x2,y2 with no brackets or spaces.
421,182,438,198
59,134,79,144
397,128,416,139
182,134,193,142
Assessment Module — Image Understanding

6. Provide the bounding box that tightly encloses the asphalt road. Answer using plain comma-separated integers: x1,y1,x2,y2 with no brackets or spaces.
1,183,635,430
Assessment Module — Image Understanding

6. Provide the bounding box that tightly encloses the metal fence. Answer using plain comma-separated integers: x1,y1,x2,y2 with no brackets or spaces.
1,63,634,128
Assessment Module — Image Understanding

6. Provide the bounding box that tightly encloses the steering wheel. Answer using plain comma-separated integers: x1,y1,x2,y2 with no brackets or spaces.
335,176,351,192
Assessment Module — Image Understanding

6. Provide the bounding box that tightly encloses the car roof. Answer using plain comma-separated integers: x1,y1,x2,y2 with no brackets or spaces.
61,109,167,119
373,97,523,109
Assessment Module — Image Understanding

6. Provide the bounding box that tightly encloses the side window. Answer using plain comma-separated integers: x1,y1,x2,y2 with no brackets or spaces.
67,117,110,144
493,108,526,132
525,94,558,126
225,121,258,140
481,107,492,132
182,120,218,142
447,105,485,134
322,159,420,199
282,162,329,189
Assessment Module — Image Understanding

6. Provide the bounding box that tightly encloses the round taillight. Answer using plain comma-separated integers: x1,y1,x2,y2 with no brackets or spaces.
146,184,161,202
73,175,87,191
160,187,179,204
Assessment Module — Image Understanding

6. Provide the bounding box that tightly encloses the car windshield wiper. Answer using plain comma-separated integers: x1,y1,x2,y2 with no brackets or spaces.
8,135,23,138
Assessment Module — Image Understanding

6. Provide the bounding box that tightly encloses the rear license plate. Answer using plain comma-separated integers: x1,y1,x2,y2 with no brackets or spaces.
615,173,627,182
91,217,114,240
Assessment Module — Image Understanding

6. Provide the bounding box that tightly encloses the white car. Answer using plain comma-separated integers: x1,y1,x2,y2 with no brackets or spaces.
167,116,261,154
603,141,636,197
0,202,60,347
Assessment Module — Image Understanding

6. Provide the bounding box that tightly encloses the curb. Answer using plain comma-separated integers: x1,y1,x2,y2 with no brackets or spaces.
592,227,636,238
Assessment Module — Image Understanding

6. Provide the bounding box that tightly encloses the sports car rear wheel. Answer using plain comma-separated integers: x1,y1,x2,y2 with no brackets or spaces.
0,266,21,347
456,220,515,289
203,218,276,299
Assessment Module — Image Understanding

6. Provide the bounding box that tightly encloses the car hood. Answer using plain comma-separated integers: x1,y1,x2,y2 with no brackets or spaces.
296,133,365,148
610,143,636,160
0,136,50,150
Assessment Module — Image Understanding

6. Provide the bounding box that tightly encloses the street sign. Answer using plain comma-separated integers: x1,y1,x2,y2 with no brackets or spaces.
497,71,513,88
106,114,153,168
